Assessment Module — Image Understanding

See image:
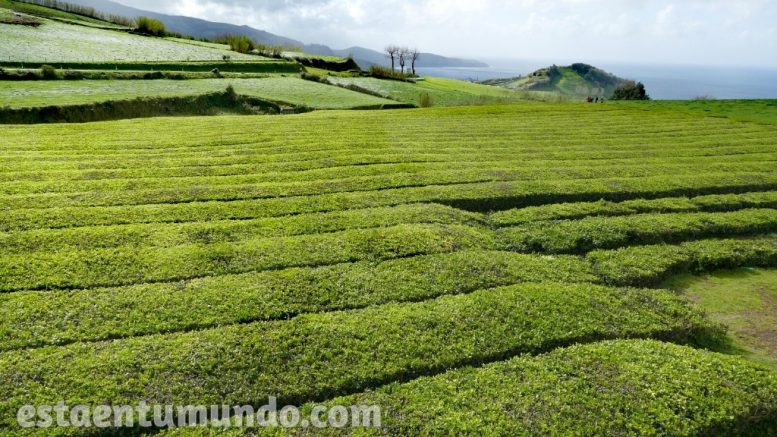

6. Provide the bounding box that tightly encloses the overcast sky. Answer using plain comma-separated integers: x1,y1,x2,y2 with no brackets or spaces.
120,0,776,67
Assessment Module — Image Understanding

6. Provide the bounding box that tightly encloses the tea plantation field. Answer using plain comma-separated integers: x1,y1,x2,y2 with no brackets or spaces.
0,77,400,109
1,103,777,434
0,14,258,62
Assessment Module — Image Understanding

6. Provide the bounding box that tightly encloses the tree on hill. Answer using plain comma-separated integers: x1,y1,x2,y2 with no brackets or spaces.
398,48,408,74
409,48,420,75
135,16,166,36
385,46,400,71
611,81,650,100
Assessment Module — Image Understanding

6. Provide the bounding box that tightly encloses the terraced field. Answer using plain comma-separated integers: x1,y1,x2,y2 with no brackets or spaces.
1,103,777,434
0,14,258,62
0,77,400,109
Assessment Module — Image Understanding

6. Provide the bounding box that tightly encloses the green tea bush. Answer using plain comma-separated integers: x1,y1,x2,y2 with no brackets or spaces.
490,191,777,226
498,209,777,254
316,340,777,435
0,250,595,350
588,235,777,286
0,283,720,430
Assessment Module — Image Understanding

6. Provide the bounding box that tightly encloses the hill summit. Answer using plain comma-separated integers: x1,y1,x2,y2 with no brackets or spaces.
482,63,629,98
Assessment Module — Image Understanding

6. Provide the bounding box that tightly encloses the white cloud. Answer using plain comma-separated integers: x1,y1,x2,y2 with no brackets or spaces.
119,0,777,67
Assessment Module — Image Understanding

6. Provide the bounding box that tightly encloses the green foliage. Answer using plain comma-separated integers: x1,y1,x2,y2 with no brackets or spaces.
369,65,414,80
317,340,777,436
38,63,56,79
0,89,281,124
0,18,262,62
612,80,650,100
134,16,166,36
483,63,627,99
0,283,721,430
0,77,395,114
419,91,433,107
588,235,777,286
5,0,134,27
1,103,777,434
498,209,777,254
490,191,777,225
0,249,595,350
221,34,255,54
328,76,554,105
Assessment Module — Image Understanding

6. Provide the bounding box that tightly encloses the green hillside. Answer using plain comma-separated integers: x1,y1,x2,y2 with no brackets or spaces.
0,6,261,62
483,63,628,99
0,0,124,28
2,0,777,434
1,104,777,433
327,76,559,106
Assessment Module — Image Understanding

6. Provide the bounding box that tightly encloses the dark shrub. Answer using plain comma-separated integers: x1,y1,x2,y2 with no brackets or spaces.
612,81,650,100
369,65,413,80
142,71,164,80
300,72,325,83
40,65,57,79
63,70,85,80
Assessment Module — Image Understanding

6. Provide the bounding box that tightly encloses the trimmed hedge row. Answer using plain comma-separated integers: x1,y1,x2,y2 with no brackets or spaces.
2,150,773,185
490,191,777,226
0,91,284,124
2,235,775,351
291,340,777,436
499,208,777,254
3,142,773,175
0,61,301,73
0,283,721,430
0,224,494,292
3,172,776,232
588,235,777,286
5,154,772,196
4,162,774,209
0,204,484,255
0,251,595,351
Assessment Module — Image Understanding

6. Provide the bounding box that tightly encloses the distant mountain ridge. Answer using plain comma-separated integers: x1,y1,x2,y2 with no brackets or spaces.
63,0,488,69
482,64,629,98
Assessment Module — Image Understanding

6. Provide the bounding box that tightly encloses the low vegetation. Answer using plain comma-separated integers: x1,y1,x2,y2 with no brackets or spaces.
134,16,165,37
309,340,777,435
0,77,399,114
612,80,650,100
0,88,285,124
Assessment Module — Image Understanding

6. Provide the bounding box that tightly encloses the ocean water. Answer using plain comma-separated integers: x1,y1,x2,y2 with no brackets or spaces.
417,60,777,100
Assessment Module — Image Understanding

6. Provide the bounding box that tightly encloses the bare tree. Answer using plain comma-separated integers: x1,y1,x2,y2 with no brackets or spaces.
409,48,420,75
398,47,409,74
385,45,400,71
